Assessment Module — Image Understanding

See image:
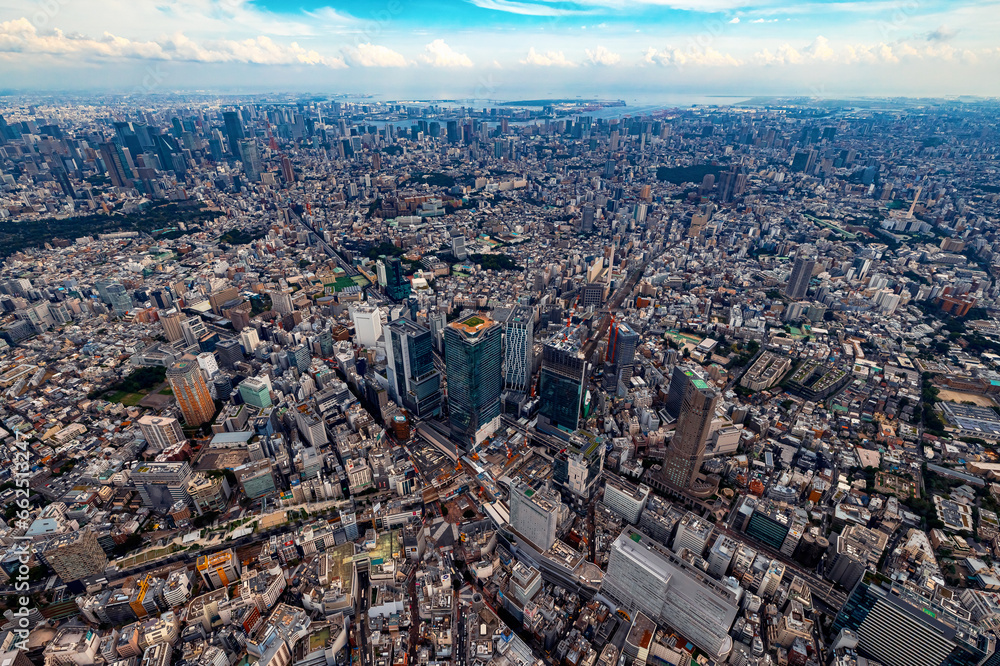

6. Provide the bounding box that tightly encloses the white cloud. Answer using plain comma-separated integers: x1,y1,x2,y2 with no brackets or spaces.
804,35,835,61
468,0,592,16
0,18,348,66
753,43,802,65
420,39,473,67
340,43,409,67
729,17,741,23
521,47,576,67
585,45,621,65
644,45,742,67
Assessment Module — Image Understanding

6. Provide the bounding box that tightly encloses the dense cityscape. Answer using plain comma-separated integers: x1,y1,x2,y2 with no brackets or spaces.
2,93,1000,666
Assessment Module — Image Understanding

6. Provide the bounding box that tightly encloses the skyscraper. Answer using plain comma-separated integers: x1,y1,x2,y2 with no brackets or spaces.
601,527,739,659
665,366,696,420
833,572,992,666
42,531,108,583
603,321,639,392
444,313,503,447
167,358,216,426
385,318,442,419
385,257,411,301
137,415,185,451
239,140,261,182
99,141,132,188
105,283,133,315
501,306,534,393
538,325,588,434
658,376,719,491
222,110,244,157
784,254,816,300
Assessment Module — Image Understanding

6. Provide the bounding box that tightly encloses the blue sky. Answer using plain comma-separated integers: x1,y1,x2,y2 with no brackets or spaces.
0,0,997,96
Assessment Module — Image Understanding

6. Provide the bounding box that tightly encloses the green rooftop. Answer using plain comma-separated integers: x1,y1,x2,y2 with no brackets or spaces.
630,532,642,543
692,379,710,390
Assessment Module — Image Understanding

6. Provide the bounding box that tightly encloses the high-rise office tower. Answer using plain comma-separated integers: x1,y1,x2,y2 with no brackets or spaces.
385,318,441,419
501,306,534,393
508,480,561,551
161,311,185,343
239,327,260,354
281,156,294,185
105,283,133,315
215,338,243,369
42,530,108,583
385,257,411,301
132,461,193,510
238,377,272,409
239,140,261,182
137,415,185,451
833,572,992,666
665,366,697,420
444,313,503,447
167,358,216,426
99,141,132,188
603,321,639,392
601,527,740,659
659,376,719,491
222,111,244,157
784,254,816,300
350,303,384,348
538,325,588,434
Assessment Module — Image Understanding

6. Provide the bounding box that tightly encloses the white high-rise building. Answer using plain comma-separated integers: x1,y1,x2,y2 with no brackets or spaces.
239,327,261,354
508,480,560,551
350,303,384,348
602,527,740,660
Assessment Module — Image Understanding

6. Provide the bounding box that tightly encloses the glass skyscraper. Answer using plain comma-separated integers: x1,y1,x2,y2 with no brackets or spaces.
444,313,502,447
538,325,588,434
386,318,442,419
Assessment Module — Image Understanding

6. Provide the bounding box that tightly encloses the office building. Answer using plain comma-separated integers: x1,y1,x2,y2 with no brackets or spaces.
552,433,607,498
215,338,244,369
665,366,696,420
658,376,719,491
100,141,133,188
197,548,241,589
826,525,889,592
538,325,588,434
385,257,411,301
106,283,133,315
603,321,639,392
444,313,503,446
222,110,244,157
674,511,714,557
137,415,185,452
167,358,217,426
239,377,272,409
509,480,561,551
833,572,992,666
161,312,185,343
239,327,261,354
350,303,383,348
42,530,108,582
601,527,739,659
132,461,193,510
707,535,739,578
784,254,816,300
235,460,277,499
385,318,442,419
501,306,534,393
601,475,649,524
